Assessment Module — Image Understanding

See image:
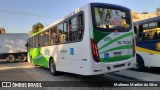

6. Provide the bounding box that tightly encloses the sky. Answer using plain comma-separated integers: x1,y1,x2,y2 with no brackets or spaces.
0,0,160,33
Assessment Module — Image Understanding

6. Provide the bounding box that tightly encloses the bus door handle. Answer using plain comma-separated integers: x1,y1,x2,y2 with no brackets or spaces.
148,53,153,55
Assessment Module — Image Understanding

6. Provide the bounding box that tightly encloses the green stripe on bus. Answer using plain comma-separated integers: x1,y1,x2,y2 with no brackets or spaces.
93,28,110,43
99,44,132,54
30,28,43,37
32,56,49,68
100,54,132,62
29,47,41,59
98,32,133,51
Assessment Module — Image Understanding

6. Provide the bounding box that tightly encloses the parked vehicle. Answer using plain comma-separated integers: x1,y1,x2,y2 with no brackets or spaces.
0,33,29,62
134,16,160,71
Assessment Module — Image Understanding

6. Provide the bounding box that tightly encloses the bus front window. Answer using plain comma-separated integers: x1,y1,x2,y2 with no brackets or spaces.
94,7,131,30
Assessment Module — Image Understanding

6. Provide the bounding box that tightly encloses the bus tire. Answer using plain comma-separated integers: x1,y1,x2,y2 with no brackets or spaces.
136,55,146,71
18,54,27,62
49,59,58,76
6,55,15,63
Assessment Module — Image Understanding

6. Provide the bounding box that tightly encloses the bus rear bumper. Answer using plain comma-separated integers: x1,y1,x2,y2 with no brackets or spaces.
82,57,136,75
101,58,136,74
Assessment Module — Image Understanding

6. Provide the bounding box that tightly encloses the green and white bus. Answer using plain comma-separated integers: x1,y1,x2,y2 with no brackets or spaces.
27,3,136,76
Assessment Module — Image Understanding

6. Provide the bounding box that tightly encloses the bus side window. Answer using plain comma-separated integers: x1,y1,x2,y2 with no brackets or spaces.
139,25,143,41
33,36,35,47
58,22,68,44
69,20,73,41
78,14,84,40
58,23,64,44
63,22,68,43
69,14,84,42
50,26,58,45
35,35,38,47
44,30,49,46
38,34,40,47
39,32,44,47
153,31,159,40
142,33,150,41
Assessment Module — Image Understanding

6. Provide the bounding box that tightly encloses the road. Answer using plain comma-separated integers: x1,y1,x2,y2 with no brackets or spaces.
0,61,160,90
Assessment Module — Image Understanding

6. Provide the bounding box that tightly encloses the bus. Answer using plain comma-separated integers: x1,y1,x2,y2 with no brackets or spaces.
134,16,160,71
27,3,136,76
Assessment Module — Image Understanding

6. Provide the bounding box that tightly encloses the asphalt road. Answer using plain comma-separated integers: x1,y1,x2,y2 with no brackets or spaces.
0,61,160,90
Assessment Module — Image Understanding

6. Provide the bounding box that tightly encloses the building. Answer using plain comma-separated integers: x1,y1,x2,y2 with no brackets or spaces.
132,11,158,22
0,28,6,34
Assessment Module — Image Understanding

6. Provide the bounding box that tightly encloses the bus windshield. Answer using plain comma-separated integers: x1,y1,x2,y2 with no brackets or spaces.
93,6,131,30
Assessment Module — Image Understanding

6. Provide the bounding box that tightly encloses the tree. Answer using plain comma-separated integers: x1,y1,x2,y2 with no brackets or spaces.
156,8,160,16
32,24,39,33
156,8,160,11
31,22,44,33
32,24,36,30
37,22,44,29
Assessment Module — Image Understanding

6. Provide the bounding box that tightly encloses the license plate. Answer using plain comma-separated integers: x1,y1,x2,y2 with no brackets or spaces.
114,52,122,57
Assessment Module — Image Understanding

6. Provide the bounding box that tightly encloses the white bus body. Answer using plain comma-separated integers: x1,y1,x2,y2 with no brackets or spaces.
28,3,136,75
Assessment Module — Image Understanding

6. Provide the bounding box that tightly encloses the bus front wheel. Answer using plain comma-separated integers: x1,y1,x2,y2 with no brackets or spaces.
49,59,58,76
136,55,146,71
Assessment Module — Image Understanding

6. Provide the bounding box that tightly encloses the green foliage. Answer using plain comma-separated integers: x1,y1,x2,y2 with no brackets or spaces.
37,22,44,29
31,22,44,33
156,8,160,16
156,8,160,11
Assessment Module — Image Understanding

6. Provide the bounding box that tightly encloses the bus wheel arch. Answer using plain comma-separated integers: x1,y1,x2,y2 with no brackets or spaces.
49,57,58,76
136,54,146,71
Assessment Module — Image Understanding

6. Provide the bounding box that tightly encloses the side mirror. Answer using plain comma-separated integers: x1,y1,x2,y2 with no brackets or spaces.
25,43,28,47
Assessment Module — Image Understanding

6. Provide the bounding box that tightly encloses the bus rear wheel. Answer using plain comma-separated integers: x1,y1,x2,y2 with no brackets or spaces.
49,59,58,76
6,55,15,62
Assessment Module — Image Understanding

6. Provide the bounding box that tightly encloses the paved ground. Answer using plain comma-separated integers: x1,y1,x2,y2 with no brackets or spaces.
0,61,160,90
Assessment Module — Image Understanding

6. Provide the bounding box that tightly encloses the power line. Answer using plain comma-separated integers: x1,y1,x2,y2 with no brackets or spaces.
0,9,60,19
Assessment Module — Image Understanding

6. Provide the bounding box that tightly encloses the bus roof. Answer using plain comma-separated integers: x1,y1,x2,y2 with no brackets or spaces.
43,3,130,31
43,5,85,31
91,3,130,11
134,16,160,25
30,3,131,38
29,5,85,38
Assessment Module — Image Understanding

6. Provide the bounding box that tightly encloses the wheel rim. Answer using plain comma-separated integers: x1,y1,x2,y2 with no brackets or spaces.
22,56,26,61
19,54,26,62
8,56,14,62
9,57,13,61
